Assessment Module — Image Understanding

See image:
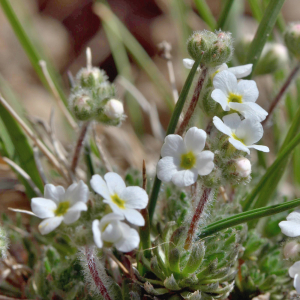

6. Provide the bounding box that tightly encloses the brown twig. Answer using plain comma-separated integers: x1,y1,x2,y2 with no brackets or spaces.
142,160,147,190
71,122,90,174
176,66,208,136
262,62,300,126
219,186,228,202
184,187,211,250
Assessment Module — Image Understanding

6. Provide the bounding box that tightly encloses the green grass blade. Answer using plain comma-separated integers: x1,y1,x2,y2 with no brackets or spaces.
242,129,300,211
148,54,203,222
247,0,263,21
0,103,44,197
245,0,286,78
94,3,173,110
200,197,300,238
0,0,68,106
217,0,235,30
193,0,216,30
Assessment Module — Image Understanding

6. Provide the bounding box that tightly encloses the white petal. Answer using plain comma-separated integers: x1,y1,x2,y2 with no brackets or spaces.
104,172,126,195
279,220,300,237
294,274,300,294
99,213,124,231
123,209,145,226
102,222,123,243
237,80,259,102
183,58,195,69
161,135,185,158
287,212,300,222
90,174,110,199
243,102,268,121
31,198,56,219
44,184,65,203
247,145,269,152
115,223,140,252
171,169,198,187
92,219,103,248
228,64,252,79
236,118,263,145
63,202,87,224
213,70,238,94
222,113,242,130
120,186,148,209
38,216,63,235
229,102,267,122
289,261,300,278
228,138,250,154
64,180,89,205
217,63,228,72
157,156,180,182
196,151,214,176
213,116,232,136
211,89,230,111
184,127,206,154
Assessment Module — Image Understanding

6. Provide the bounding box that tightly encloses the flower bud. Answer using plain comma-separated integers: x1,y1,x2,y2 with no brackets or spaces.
255,43,289,75
96,99,125,126
283,241,300,259
284,23,300,60
76,67,108,88
233,157,251,178
70,90,95,121
210,31,233,67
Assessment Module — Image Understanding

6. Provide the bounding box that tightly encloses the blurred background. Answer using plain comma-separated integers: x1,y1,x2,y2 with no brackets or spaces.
1,0,300,217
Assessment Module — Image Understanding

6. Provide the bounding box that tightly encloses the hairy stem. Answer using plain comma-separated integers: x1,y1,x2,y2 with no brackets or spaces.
85,247,112,300
176,66,208,136
184,187,211,250
262,62,300,126
71,122,90,174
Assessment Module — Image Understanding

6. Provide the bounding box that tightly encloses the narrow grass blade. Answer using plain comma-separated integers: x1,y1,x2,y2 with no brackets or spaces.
245,0,286,78
200,197,300,239
217,0,235,30
94,3,173,110
247,0,263,21
0,103,44,197
193,0,216,30
148,54,203,222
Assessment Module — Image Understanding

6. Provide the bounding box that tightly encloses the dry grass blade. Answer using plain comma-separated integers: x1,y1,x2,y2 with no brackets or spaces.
33,147,48,184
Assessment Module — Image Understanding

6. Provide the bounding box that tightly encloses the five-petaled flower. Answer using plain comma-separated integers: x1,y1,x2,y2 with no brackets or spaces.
157,127,214,187
279,211,300,237
92,213,140,252
289,261,300,294
213,113,269,154
90,172,148,226
211,70,268,121
31,181,89,235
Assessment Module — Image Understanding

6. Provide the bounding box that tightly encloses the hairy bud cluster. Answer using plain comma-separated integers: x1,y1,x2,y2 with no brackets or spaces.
285,23,300,60
187,30,233,67
69,65,125,126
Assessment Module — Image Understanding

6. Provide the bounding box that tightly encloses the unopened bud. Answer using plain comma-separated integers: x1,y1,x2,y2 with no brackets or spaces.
283,241,300,259
76,67,107,88
96,99,125,126
284,23,300,60
70,91,94,121
234,157,251,177
187,30,213,61
210,31,233,67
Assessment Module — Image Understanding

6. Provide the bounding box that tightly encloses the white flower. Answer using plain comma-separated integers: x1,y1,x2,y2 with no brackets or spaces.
289,261,300,294
157,127,214,187
213,113,269,154
211,70,268,121
183,59,253,79
279,211,300,237
92,213,140,252
31,181,89,235
90,172,148,226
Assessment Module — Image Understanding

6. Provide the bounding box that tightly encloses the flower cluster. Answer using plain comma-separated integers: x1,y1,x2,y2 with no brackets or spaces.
17,173,148,253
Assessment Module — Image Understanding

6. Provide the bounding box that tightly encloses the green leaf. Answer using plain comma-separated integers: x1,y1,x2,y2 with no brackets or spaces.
193,0,216,30
148,54,204,222
245,0,286,78
200,197,300,238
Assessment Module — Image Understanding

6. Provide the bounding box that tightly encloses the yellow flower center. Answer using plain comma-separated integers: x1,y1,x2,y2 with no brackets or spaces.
232,133,245,144
55,201,70,216
111,194,126,209
228,93,243,104
180,151,196,169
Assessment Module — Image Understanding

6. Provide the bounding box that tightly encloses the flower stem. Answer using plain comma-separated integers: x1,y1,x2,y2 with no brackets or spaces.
85,247,112,300
176,66,208,136
262,62,300,126
71,121,90,174
184,187,211,250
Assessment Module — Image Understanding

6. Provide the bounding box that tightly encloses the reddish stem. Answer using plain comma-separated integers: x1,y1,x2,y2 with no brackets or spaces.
184,187,211,250
85,247,112,300
176,66,208,136
262,62,300,126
